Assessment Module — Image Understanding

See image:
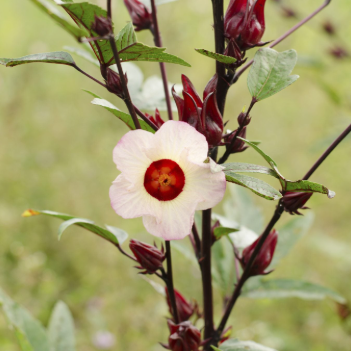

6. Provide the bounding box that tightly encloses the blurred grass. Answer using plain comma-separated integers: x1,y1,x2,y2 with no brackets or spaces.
0,0,351,350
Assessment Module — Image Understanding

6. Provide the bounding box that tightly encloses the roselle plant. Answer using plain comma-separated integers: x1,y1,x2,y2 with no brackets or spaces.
1,0,351,350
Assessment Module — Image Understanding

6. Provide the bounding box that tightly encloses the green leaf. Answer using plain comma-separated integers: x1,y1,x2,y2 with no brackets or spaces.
0,52,75,67
214,227,239,240
48,301,75,351
0,289,49,351
225,172,282,201
118,42,191,67
29,0,88,41
84,91,155,133
212,240,235,295
242,279,346,303
281,178,335,198
238,137,335,197
248,48,299,101
214,338,277,351
195,49,237,65
222,162,279,178
86,22,190,67
269,213,314,269
22,209,123,245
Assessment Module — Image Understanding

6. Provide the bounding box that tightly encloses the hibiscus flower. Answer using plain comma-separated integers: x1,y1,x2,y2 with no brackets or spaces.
109,121,226,240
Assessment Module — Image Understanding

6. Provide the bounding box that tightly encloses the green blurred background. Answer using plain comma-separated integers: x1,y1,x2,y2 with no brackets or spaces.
1,0,351,350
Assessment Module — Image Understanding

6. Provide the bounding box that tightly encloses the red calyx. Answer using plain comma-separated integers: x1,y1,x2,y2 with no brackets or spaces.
224,0,268,51
105,68,127,98
91,15,113,36
124,0,153,32
129,239,165,274
167,320,201,351
172,75,223,147
282,191,313,215
145,109,165,129
165,287,194,322
223,127,248,154
240,229,278,277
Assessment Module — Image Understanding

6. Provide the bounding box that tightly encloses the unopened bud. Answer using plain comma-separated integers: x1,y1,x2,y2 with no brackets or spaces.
129,239,165,274
322,21,336,36
329,46,349,59
165,288,194,322
105,68,126,98
224,127,248,154
224,0,268,51
280,6,297,18
237,112,251,127
91,15,113,37
240,229,278,277
282,191,312,215
124,0,153,32
167,320,201,351
203,74,218,101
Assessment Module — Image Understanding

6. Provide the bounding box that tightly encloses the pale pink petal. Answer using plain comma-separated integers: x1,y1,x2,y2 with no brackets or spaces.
113,129,154,184
142,193,197,240
109,175,162,219
146,121,208,164
180,155,227,211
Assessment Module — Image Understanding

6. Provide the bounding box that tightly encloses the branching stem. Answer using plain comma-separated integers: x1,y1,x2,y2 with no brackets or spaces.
218,98,256,164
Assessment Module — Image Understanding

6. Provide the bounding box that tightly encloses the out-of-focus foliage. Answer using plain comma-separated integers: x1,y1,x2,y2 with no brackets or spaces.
0,0,351,350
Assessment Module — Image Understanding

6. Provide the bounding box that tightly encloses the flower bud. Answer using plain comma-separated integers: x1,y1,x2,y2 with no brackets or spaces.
105,68,126,98
124,0,153,32
91,15,113,37
224,0,268,51
322,21,336,36
167,320,201,351
240,229,278,276
172,75,223,147
145,109,165,129
329,46,349,59
224,127,248,154
237,111,251,127
165,288,194,322
282,191,312,215
129,239,165,274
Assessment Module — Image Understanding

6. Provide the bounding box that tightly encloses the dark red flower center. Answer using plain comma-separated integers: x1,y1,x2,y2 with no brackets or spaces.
144,159,185,201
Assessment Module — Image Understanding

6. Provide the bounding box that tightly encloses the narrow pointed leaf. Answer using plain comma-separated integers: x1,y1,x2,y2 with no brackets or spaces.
238,137,335,197
48,301,75,351
92,22,190,67
248,48,299,101
195,49,237,64
22,209,123,245
84,91,155,133
242,279,346,303
225,172,282,201
214,338,277,351
214,227,239,240
0,52,75,67
29,0,88,40
222,162,279,178
0,289,49,351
